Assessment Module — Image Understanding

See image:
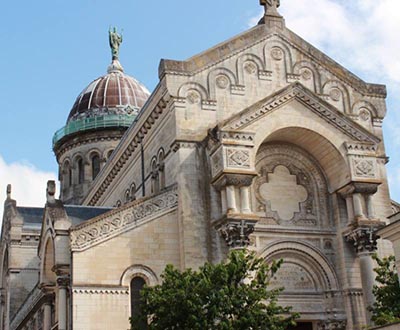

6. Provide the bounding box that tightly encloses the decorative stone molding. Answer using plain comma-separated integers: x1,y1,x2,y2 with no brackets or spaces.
223,83,380,144
71,185,178,251
212,173,257,191
72,287,129,295
217,218,258,249
317,319,347,330
226,148,251,168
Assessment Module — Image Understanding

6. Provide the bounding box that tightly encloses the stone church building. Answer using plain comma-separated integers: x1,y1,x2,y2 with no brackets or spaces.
1,2,398,329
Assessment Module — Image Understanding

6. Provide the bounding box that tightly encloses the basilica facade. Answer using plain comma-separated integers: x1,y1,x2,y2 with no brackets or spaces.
0,2,397,330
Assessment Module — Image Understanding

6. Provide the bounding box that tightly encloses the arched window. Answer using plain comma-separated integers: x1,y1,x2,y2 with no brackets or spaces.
77,158,84,184
151,159,159,194
91,154,101,180
125,190,131,204
158,150,165,190
130,277,146,329
62,161,71,188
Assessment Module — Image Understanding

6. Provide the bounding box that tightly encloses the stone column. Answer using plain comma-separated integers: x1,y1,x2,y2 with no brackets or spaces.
57,276,69,330
220,189,227,214
240,186,251,214
43,300,52,330
366,194,375,219
352,193,364,220
226,185,237,213
345,226,382,324
345,196,354,224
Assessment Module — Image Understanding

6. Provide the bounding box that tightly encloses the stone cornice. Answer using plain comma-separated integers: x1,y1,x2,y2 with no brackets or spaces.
72,286,129,295
84,83,171,206
159,25,385,98
71,185,178,251
223,83,380,144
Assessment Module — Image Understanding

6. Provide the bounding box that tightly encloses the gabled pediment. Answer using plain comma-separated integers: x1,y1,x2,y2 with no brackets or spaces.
221,82,380,144
160,23,386,100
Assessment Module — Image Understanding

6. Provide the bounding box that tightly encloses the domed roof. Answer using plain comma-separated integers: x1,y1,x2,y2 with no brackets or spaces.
67,60,150,123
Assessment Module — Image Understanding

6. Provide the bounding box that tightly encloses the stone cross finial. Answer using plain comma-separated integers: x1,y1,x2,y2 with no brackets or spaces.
6,184,11,199
46,180,56,204
260,0,281,16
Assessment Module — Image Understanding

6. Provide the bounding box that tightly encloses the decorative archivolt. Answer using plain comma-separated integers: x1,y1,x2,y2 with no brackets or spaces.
352,100,379,118
177,82,210,106
208,67,237,99
264,39,294,74
293,60,321,93
322,80,351,114
236,53,268,85
259,240,340,292
120,264,158,286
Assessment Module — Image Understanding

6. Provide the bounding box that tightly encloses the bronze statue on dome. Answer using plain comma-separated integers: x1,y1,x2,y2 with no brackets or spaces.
109,27,123,60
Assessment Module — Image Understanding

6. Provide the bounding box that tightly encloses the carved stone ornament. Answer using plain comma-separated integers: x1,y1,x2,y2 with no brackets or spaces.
212,173,256,191
216,75,229,89
344,226,381,253
186,90,201,104
226,148,251,168
317,319,347,330
271,47,283,61
353,158,375,178
218,219,256,248
57,275,70,288
71,185,178,251
244,61,257,74
328,88,341,102
301,69,312,80
359,108,371,121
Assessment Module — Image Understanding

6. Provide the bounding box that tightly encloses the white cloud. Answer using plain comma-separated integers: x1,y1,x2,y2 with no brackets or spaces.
0,155,57,220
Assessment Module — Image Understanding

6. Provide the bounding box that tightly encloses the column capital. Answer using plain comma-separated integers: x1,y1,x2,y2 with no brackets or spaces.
212,172,257,191
56,275,70,288
344,222,384,253
337,181,380,197
217,217,258,249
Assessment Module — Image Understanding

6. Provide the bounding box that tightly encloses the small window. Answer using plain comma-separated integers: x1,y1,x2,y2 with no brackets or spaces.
130,277,146,330
77,158,84,184
92,155,101,180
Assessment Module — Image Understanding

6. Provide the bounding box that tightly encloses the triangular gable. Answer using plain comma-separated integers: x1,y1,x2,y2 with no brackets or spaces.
221,82,380,144
159,24,385,98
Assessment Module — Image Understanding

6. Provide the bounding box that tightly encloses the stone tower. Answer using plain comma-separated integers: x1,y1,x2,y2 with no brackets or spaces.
53,29,150,204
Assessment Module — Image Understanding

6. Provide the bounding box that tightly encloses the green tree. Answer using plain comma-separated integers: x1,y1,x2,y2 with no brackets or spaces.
131,250,298,330
369,254,400,326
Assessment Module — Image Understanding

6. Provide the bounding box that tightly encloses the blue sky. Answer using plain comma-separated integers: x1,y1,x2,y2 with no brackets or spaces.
0,0,399,209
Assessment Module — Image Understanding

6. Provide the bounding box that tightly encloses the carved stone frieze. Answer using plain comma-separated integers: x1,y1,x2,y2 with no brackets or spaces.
226,148,251,168
352,158,375,178
71,185,178,251
212,173,257,191
217,219,257,249
317,319,347,330
72,287,129,295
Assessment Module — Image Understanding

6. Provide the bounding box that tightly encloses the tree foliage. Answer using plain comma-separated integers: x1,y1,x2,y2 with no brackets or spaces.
369,254,400,326
131,250,298,330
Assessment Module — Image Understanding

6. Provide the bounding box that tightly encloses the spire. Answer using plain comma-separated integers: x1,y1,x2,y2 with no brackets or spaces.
108,27,124,73
259,0,285,28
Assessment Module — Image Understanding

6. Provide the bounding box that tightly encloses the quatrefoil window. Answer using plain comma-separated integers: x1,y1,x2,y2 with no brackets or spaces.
260,165,308,220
